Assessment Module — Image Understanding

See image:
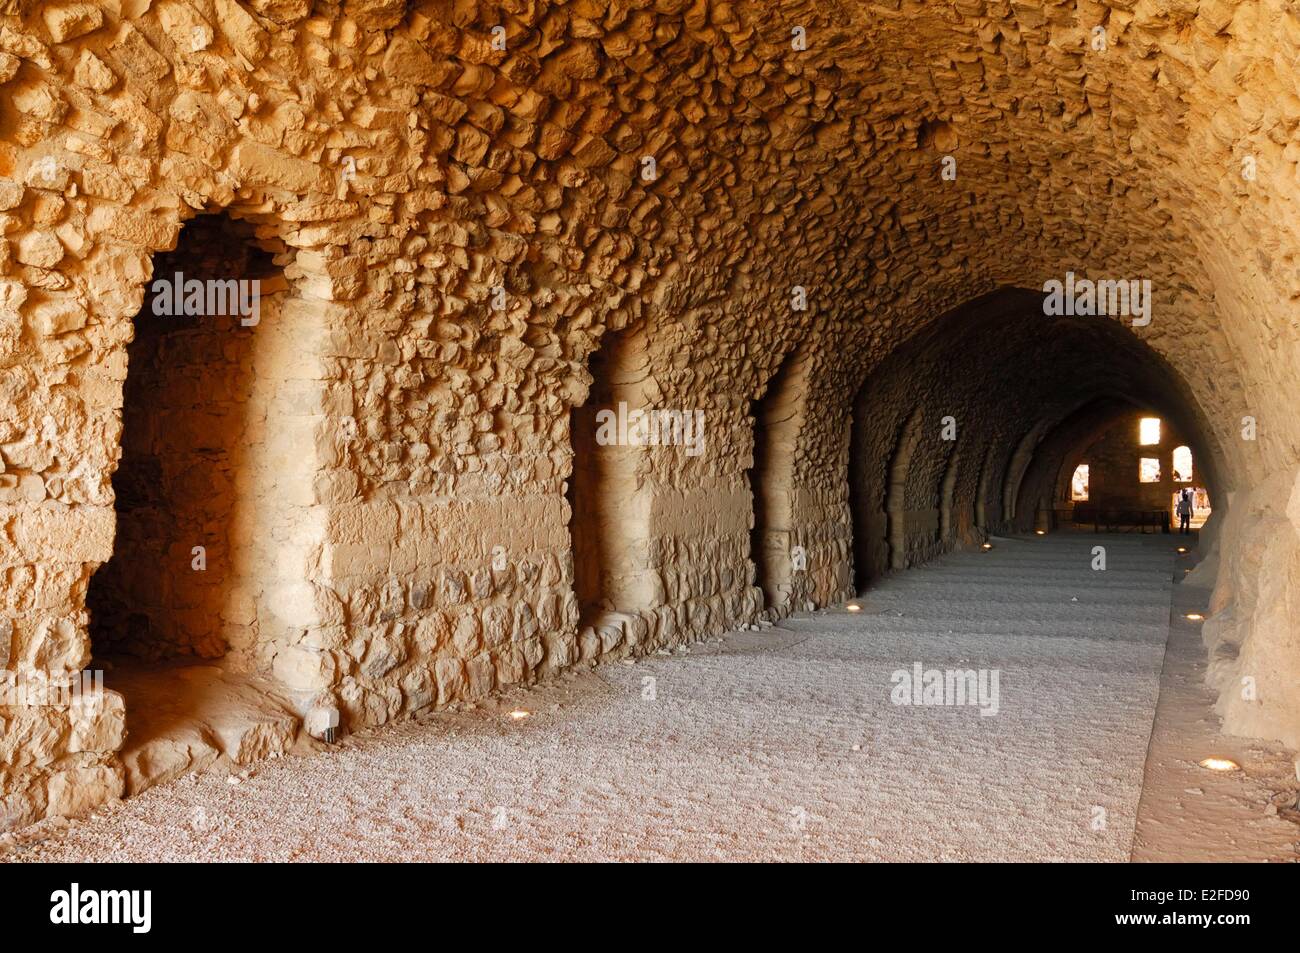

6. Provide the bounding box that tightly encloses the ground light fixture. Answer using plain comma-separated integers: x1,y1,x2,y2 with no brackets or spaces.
1035,530,1046,535
1198,757,1241,772
846,603,862,613
1185,612,1205,621
508,709,531,721
981,542,993,551
1177,546,1188,553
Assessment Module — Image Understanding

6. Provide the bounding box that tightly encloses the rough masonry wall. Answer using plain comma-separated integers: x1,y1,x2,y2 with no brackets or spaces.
1,0,1299,827
1063,411,1197,514
849,291,1221,582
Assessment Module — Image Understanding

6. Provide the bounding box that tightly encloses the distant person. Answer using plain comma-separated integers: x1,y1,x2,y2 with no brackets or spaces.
1176,489,1192,534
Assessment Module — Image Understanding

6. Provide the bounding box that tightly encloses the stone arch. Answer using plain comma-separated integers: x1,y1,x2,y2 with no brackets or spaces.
85,206,345,787
748,345,812,615
938,444,961,544
974,444,995,536
568,328,657,639
886,409,924,571
1002,423,1048,526
1015,399,1135,530
780,343,856,610
847,401,875,593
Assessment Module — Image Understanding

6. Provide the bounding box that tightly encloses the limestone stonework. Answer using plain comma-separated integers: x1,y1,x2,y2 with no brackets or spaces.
1,0,1298,829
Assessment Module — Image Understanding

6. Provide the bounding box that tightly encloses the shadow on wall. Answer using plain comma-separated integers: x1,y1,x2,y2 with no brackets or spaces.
87,214,285,665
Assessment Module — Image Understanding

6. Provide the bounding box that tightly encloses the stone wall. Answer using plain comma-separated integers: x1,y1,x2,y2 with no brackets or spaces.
1,0,1299,828
849,292,1218,580
1057,411,1198,515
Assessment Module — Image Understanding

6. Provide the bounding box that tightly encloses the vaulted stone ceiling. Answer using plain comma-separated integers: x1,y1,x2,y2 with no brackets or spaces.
0,0,1297,829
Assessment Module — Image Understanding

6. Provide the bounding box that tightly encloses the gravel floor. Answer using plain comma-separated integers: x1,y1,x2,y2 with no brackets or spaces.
4,533,1178,862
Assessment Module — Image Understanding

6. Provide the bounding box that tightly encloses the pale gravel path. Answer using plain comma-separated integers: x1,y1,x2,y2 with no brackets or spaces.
4,534,1175,862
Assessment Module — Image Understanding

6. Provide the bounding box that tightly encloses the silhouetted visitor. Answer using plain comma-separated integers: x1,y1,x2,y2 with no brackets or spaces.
1176,488,1192,534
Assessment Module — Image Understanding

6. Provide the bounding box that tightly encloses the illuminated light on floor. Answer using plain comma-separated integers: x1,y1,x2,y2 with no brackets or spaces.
1035,530,1046,536
1185,613,1204,621
508,709,531,721
1198,757,1240,772
981,542,993,551
846,603,862,613
1177,547,1188,553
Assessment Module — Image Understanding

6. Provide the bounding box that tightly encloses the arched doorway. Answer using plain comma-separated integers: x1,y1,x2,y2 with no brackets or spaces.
86,213,304,793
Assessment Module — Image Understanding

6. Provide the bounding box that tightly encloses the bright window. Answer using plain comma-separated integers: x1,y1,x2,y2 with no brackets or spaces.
1070,464,1089,501
1139,457,1161,483
1139,417,1161,445
1172,445,1192,482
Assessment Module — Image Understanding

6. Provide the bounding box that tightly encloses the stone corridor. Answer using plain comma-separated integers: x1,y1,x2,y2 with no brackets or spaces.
7,533,1294,862
1,0,1299,855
